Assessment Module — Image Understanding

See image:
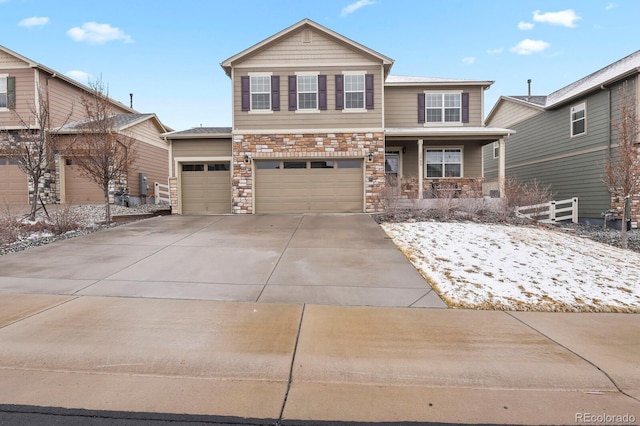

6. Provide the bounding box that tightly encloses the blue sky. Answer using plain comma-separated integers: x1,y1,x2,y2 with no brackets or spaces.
1,0,638,131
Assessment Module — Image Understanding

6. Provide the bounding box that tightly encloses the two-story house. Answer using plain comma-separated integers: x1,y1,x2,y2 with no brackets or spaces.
164,19,513,215
485,50,640,227
0,45,170,206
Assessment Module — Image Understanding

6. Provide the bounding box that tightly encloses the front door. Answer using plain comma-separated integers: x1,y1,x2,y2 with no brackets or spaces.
385,151,400,187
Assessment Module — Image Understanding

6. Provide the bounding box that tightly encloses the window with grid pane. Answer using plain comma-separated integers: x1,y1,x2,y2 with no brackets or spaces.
570,102,586,136
250,76,271,110
297,75,317,110
425,148,462,177
0,76,7,109
344,74,364,109
426,93,461,123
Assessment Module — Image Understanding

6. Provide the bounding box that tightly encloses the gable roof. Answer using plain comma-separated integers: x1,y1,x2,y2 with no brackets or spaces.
162,127,232,139
220,18,394,78
57,113,169,134
386,74,493,87
485,95,546,126
0,44,138,115
545,50,640,108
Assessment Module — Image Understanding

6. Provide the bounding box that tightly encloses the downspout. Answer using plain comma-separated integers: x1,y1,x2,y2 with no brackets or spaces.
601,84,611,158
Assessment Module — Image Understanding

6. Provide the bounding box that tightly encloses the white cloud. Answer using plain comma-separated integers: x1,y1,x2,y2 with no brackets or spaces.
66,70,91,83
487,47,504,54
462,56,475,64
518,21,534,30
510,39,550,55
67,22,133,44
340,0,375,17
18,16,49,28
533,9,581,28
605,3,618,10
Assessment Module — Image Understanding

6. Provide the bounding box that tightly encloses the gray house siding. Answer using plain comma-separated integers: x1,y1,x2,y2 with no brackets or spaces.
485,80,633,221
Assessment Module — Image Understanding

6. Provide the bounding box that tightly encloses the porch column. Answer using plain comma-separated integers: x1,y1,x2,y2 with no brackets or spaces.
418,139,424,199
498,137,506,197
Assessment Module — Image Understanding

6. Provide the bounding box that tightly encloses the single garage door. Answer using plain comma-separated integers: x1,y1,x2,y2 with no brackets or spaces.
64,159,104,204
255,159,363,213
0,156,28,204
181,162,231,214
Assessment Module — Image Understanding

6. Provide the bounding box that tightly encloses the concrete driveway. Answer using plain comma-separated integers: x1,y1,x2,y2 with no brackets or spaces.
0,214,445,308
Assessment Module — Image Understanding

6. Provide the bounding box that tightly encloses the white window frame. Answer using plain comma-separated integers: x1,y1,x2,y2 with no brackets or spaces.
570,102,586,137
0,74,8,110
343,71,366,111
249,72,272,113
424,147,464,178
424,90,463,126
296,72,318,111
492,142,499,159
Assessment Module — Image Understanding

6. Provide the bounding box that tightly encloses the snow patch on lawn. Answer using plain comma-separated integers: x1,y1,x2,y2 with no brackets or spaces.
382,221,640,312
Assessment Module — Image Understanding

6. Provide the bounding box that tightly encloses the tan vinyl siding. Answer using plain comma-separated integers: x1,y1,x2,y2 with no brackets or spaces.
238,27,381,68
129,141,169,197
171,139,232,161
384,85,484,128
487,100,543,128
0,49,29,67
0,67,34,127
233,66,383,130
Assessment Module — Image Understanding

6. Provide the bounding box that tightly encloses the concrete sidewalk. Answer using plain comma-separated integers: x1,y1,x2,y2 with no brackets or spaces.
0,294,638,424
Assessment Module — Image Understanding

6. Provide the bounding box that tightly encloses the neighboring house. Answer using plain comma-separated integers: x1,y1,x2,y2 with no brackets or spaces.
0,44,170,206
485,50,640,227
164,19,513,215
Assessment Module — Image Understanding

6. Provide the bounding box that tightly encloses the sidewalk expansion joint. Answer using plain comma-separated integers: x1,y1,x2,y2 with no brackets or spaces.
0,296,80,330
276,303,306,425
504,311,640,404
256,215,304,303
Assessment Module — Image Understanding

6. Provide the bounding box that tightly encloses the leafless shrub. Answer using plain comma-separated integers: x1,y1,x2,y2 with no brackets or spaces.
380,176,403,219
497,177,554,222
47,204,81,235
432,181,458,219
0,205,20,245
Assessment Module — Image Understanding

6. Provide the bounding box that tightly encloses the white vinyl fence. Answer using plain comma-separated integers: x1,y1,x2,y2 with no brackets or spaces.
515,197,578,223
154,181,171,205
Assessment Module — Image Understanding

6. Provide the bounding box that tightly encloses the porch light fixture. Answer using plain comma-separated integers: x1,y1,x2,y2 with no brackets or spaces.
244,154,249,163
368,153,373,162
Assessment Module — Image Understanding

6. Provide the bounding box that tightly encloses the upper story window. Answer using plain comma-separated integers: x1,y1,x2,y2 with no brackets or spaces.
427,93,461,122
250,75,271,111
344,74,365,109
241,74,279,112
425,148,462,178
297,74,318,110
570,102,586,137
418,91,469,125
0,75,8,109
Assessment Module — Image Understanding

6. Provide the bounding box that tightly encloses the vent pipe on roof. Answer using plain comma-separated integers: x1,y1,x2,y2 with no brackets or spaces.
129,93,133,109
527,79,531,101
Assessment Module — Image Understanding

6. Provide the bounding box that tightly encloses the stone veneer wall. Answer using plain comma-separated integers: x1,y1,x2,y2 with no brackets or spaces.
232,132,385,214
399,177,485,199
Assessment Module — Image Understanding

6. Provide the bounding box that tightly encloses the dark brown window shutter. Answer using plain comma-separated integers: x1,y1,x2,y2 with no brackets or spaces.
365,74,374,109
288,75,297,111
462,92,469,123
418,93,425,124
318,75,327,110
7,76,16,110
271,75,280,111
335,74,344,110
240,76,250,111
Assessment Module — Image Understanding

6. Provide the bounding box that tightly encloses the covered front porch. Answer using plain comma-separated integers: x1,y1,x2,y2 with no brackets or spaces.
383,127,512,201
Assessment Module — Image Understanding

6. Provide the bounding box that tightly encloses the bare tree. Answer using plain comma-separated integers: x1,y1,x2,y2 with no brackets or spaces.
0,84,73,220
604,81,640,249
66,78,137,225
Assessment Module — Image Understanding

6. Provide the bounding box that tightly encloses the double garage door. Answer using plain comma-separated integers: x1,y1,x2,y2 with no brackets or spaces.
255,159,363,213
179,159,364,214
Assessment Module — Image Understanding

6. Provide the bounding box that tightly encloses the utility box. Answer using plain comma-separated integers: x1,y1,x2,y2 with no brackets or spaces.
139,172,148,196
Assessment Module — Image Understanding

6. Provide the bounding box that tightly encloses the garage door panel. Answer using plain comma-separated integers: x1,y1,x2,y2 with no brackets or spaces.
256,159,363,213
0,159,28,204
64,162,103,204
181,163,231,214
